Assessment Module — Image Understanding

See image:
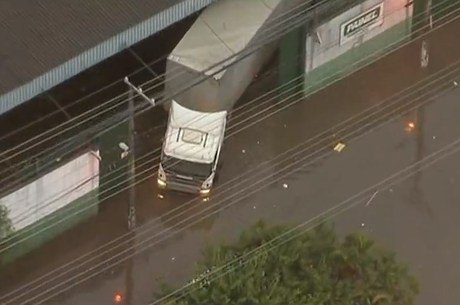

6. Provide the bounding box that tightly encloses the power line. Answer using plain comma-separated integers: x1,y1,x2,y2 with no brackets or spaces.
1,0,420,168
1,10,454,252
0,2,453,201
3,4,456,302
0,54,168,144
152,134,460,305
17,80,460,305
0,0,449,190
0,9,456,263
0,49,305,197
0,0,321,161
0,0,327,193
2,61,458,305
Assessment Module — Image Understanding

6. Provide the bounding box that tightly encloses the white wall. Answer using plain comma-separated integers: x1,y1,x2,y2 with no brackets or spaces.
0,150,100,231
305,0,413,73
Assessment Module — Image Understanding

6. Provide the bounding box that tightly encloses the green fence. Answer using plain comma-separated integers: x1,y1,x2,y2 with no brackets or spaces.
304,19,413,93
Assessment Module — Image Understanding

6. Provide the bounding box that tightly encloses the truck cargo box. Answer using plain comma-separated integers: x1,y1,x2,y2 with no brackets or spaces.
164,0,301,112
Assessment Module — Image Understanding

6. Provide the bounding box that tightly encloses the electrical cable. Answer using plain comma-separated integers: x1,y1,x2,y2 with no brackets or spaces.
0,46,306,196
152,133,460,305
0,56,303,227
0,2,452,200
0,0,324,161
3,5,456,302
0,0,342,195
1,9,453,251
0,0,200,145
15,75,460,305
0,51,170,143
0,8,456,258
1,0,452,192
0,0,421,167
1,57,458,304
0,0,456,300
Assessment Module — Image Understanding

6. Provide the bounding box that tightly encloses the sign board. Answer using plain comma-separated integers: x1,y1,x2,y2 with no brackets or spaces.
340,3,384,45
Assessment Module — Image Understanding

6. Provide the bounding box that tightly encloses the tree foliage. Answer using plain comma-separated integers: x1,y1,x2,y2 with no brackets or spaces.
0,204,13,240
160,221,418,305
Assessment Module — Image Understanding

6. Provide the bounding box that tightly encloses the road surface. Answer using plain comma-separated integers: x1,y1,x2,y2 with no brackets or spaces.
1,12,460,305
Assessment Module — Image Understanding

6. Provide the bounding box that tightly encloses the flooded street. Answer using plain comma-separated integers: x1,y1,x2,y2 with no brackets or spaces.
1,9,460,305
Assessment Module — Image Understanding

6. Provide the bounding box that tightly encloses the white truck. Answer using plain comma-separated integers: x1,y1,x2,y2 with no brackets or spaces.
158,0,298,195
157,100,226,196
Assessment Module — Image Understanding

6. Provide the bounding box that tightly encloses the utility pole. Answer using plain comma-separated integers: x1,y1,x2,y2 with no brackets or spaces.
123,76,156,230
127,86,136,230
121,77,155,305
124,81,136,305
123,77,156,107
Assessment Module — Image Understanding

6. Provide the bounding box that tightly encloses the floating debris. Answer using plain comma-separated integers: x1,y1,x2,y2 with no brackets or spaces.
420,40,429,68
282,183,288,189
242,149,246,154
365,191,379,207
333,142,346,152
157,194,164,199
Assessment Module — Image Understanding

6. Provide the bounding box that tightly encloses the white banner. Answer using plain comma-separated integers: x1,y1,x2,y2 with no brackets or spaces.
340,2,385,46
0,150,100,231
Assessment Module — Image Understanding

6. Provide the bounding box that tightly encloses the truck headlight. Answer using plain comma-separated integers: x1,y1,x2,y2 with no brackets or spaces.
157,178,166,187
200,188,211,196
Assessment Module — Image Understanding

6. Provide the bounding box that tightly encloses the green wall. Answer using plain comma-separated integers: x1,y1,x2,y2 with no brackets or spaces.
99,119,129,201
304,19,413,94
278,25,307,95
0,105,131,266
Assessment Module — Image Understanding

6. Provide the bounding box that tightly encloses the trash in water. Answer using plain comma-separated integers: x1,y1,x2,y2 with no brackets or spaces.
333,142,346,152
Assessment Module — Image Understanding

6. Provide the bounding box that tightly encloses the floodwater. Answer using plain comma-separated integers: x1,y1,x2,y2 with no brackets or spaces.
1,10,460,305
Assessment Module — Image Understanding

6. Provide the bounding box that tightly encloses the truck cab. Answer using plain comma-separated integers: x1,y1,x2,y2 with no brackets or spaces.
157,100,227,196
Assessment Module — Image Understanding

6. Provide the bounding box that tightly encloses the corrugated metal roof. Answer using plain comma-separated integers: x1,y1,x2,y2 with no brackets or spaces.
0,0,217,115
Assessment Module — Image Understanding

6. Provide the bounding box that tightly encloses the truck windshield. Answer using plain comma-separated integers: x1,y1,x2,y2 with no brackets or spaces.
162,155,212,179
